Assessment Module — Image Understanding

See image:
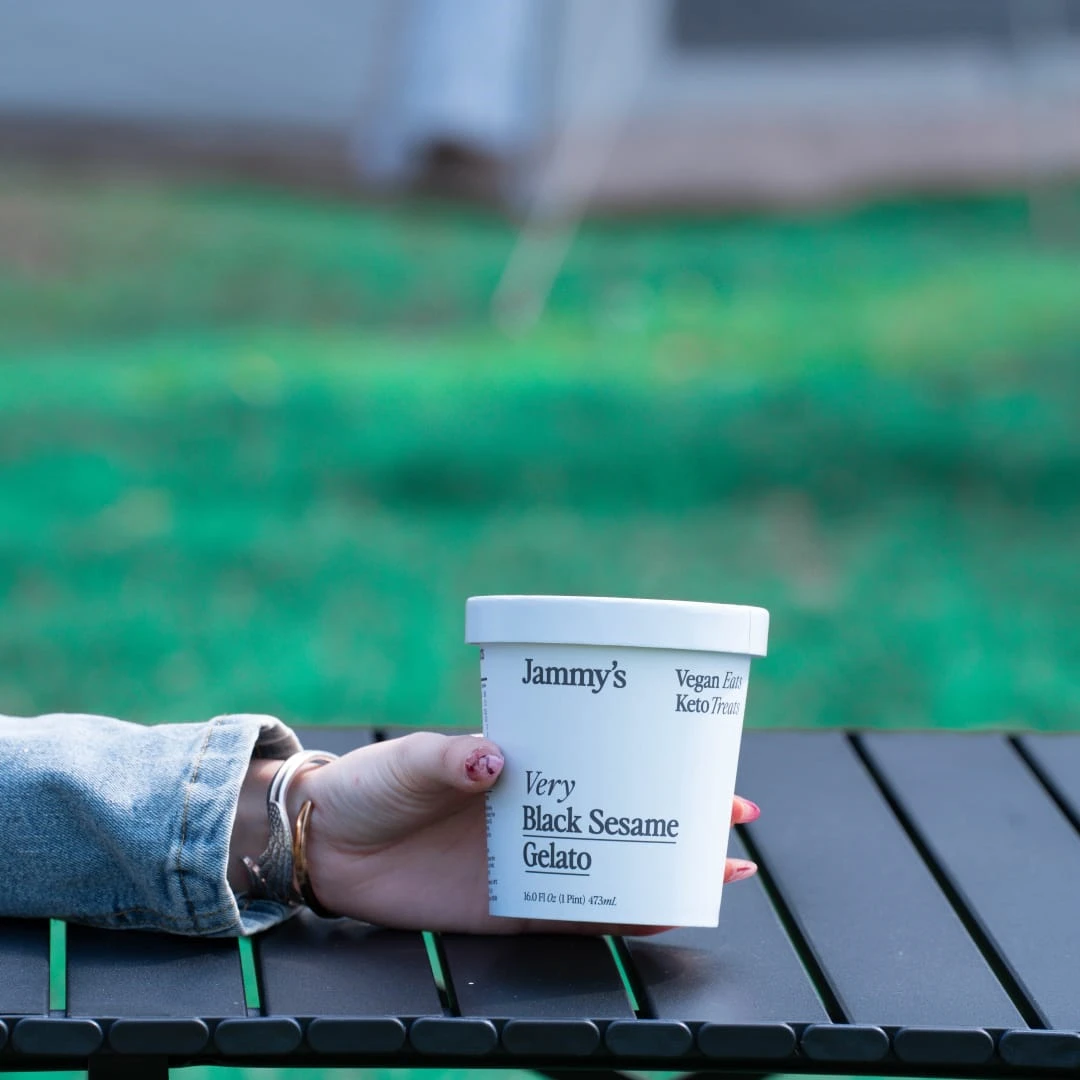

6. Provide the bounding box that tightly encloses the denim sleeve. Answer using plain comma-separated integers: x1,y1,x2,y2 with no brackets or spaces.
0,713,303,936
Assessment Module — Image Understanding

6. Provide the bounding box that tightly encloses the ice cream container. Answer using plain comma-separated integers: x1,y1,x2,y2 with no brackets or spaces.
466,594,769,927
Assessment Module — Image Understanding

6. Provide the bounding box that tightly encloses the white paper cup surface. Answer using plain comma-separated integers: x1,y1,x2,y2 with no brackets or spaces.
466,596,769,928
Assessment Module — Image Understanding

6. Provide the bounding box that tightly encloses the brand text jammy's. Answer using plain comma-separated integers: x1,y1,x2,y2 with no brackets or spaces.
521,657,626,693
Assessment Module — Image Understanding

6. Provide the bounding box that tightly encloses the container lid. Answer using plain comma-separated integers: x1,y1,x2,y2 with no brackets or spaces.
466,595,769,656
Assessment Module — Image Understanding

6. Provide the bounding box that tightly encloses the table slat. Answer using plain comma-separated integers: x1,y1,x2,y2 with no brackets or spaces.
257,910,442,1017
0,919,49,1015
66,925,246,1019
290,725,375,757
736,731,1023,1028
1017,733,1080,826
860,732,1080,1029
441,933,632,1018
624,832,828,1026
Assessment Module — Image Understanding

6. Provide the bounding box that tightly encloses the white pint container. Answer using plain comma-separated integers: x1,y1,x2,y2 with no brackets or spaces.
466,595,769,927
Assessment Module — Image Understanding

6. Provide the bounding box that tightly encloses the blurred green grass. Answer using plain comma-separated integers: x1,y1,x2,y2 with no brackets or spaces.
0,170,1078,732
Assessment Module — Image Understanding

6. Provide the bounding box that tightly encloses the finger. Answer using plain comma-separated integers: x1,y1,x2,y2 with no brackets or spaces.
385,731,505,796
731,795,760,825
725,857,757,883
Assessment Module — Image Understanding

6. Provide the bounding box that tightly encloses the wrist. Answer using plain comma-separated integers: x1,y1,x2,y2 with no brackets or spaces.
287,762,339,918
228,758,279,892
228,752,338,903
285,759,322,825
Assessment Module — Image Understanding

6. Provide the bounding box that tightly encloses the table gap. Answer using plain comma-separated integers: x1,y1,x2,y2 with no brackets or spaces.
848,732,1046,1030
49,918,66,1014
425,930,458,1015
236,935,261,1014
606,934,644,1016
734,822,846,1025
1009,735,1080,836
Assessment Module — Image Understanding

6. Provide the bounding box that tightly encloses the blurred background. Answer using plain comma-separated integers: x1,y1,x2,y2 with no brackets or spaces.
2,5,1079,1080
1,0,1079,745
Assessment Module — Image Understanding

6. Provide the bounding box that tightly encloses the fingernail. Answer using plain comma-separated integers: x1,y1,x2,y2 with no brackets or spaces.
466,750,504,780
739,798,761,822
729,859,758,882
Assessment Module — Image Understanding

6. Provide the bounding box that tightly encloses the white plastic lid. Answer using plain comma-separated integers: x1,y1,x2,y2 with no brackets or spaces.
466,595,769,656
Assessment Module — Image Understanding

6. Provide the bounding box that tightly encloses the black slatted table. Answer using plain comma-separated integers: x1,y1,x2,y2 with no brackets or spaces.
2,727,1079,1080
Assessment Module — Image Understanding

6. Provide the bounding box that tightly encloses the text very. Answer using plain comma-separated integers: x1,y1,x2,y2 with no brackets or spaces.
526,769,576,804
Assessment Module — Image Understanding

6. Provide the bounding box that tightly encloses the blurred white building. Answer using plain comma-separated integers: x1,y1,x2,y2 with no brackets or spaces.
3,0,1080,206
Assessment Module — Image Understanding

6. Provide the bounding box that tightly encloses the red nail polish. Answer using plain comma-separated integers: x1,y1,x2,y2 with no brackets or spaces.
466,751,504,780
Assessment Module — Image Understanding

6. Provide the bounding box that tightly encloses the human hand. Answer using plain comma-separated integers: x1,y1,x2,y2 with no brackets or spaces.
287,731,761,934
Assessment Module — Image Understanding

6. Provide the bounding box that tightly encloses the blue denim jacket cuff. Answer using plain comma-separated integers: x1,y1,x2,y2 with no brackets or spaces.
179,714,303,937
0,712,304,936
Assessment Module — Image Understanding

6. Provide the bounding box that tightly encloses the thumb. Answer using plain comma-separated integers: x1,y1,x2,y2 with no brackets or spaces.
301,732,506,853
381,731,505,797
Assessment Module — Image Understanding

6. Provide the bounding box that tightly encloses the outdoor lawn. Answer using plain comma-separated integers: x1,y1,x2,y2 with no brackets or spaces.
1,168,1078,742
1,167,1079,1080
